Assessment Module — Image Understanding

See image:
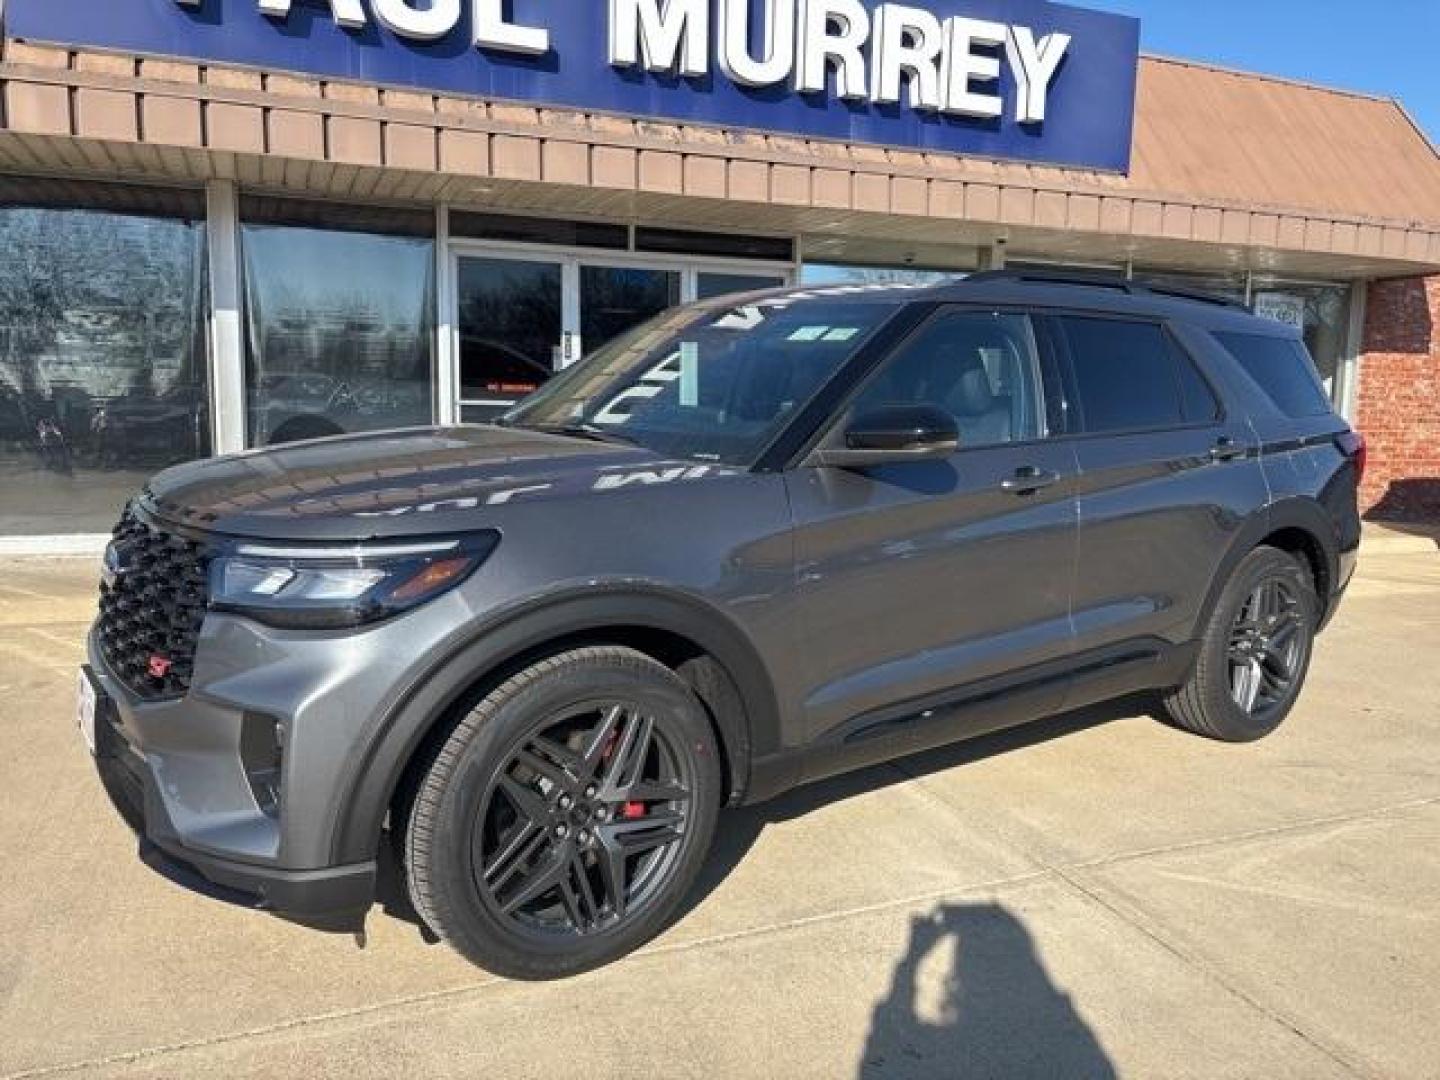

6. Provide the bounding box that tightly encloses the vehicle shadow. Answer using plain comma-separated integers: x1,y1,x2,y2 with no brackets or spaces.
858,903,1116,1079
680,694,1157,922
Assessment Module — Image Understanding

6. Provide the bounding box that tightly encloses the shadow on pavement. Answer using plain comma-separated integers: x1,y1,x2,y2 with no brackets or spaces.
858,903,1115,1079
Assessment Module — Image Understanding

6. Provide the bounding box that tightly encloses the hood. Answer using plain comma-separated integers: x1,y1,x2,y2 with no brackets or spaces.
140,425,739,540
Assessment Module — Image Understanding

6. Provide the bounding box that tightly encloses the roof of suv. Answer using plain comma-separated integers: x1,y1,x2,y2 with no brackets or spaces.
777,271,1293,336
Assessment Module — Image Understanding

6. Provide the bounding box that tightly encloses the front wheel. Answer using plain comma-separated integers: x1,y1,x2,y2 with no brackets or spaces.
1163,546,1319,742
403,647,721,980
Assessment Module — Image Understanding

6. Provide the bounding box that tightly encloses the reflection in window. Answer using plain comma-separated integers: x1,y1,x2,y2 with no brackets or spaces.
242,221,435,446
1249,280,1351,396
457,256,562,418
0,183,209,535
850,312,1042,449
1135,268,1352,401
800,263,960,288
581,266,681,357
696,273,788,301
508,298,901,465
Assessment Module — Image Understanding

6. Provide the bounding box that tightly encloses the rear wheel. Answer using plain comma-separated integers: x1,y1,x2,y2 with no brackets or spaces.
404,647,720,980
1164,546,1319,742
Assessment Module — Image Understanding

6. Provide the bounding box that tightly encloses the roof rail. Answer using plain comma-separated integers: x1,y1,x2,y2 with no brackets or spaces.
965,269,1248,310
965,268,1131,292
1139,283,1248,309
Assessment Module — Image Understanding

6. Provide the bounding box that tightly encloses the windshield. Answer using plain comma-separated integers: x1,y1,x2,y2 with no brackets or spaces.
503,294,903,465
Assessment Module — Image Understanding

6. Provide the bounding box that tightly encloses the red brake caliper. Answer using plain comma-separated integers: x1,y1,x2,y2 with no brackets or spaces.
601,718,648,821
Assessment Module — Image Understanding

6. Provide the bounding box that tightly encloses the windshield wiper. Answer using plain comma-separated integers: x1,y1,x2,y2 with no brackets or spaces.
527,422,641,447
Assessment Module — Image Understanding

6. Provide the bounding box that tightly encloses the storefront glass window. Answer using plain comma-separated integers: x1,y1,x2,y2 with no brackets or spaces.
241,201,435,446
801,263,960,288
1132,268,1250,305
457,256,563,423
1134,267,1352,399
1249,279,1351,396
0,180,209,535
697,272,788,300
580,265,681,356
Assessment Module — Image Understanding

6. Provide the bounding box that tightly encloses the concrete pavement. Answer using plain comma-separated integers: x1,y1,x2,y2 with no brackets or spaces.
1,535,1437,1079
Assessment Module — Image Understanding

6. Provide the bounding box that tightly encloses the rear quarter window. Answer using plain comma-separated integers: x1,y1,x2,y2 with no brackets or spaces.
1214,332,1332,418
1058,316,1220,434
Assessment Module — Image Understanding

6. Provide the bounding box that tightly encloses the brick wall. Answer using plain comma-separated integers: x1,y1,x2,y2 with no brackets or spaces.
1356,276,1440,520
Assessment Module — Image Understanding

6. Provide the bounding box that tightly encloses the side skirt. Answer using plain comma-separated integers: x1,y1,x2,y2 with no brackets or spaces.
744,638,1199,804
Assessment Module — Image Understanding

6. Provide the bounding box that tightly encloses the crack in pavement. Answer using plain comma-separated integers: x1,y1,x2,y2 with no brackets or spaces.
6,793,1434,1080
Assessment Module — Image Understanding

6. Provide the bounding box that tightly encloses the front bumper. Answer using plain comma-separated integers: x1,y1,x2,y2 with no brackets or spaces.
87,664,375,931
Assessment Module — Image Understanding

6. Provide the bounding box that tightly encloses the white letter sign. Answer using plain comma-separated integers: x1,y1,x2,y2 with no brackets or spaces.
609,0,710,77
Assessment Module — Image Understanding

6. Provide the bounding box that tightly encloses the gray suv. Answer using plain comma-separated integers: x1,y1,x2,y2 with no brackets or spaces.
80,271,1364,979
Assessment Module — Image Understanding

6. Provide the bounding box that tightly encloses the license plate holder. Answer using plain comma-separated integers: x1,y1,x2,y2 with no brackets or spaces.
76,666,107,756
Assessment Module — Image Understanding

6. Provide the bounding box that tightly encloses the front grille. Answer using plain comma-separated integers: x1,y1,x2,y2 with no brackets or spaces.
97,506,212,699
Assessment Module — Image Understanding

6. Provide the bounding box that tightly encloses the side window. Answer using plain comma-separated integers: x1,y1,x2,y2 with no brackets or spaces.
848,310,1043,449
1213,332,1332,418
1059,317,1219,434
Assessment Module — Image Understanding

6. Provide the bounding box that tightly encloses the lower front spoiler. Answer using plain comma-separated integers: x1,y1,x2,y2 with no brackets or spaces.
94,710,375,934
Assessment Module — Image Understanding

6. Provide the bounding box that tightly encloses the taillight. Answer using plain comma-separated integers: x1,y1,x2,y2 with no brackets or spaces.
1336,430,1367,485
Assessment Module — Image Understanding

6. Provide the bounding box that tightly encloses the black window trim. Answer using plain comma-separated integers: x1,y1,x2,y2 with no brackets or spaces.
1041,310,1230,441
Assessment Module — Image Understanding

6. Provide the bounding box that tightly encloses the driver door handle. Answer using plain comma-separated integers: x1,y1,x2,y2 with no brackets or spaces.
1001,466,1063,494
1209,437,1248,463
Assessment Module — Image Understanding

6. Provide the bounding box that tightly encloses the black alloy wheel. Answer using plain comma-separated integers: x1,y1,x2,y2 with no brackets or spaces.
1226,577,1306,720
477,702,694,938
1163,545,1318,742
404,646,720,980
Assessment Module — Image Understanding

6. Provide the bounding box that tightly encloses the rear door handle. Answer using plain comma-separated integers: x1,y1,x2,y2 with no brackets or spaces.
1001,466,1063,494
1209,437,1248,463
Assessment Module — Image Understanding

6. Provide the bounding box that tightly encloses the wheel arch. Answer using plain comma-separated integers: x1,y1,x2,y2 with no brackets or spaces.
1196,499,1340,638
330,588,780,866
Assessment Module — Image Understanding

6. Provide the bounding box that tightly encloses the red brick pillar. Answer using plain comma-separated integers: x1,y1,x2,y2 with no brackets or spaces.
1356,277,1440,520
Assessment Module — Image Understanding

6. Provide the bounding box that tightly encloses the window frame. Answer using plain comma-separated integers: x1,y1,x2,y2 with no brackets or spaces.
803,303,1057,460
1042,311,1228,441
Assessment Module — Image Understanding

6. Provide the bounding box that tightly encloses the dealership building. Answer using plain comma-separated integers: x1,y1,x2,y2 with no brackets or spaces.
1,0,1438,546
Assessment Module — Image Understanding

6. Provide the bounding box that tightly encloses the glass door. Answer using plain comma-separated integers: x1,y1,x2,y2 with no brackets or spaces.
450,243,793,425
455,255,563,423
577,262,682,360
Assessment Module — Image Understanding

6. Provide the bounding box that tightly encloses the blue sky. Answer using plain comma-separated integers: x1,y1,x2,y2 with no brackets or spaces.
1081,0,1439,144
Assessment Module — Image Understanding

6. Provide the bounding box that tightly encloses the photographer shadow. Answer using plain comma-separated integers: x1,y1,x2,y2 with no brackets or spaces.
859,903,1115,1079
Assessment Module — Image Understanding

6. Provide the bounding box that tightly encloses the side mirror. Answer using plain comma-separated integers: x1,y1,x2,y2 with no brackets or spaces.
811,404,959,469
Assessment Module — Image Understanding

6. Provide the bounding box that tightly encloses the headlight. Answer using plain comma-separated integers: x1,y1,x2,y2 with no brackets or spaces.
209,533,498,629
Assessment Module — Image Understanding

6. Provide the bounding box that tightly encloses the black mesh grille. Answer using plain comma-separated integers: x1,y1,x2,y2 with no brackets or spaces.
97,507,212,699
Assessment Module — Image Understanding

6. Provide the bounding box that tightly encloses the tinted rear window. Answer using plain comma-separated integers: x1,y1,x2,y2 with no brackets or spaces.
1214,332,1332,418
1060,317,1220,434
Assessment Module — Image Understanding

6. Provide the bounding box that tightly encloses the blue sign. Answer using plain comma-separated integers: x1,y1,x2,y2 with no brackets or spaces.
5,0,1139,172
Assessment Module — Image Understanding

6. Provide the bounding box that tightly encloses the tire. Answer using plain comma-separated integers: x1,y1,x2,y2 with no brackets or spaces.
404,646,721,980
1163,545,1319,742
